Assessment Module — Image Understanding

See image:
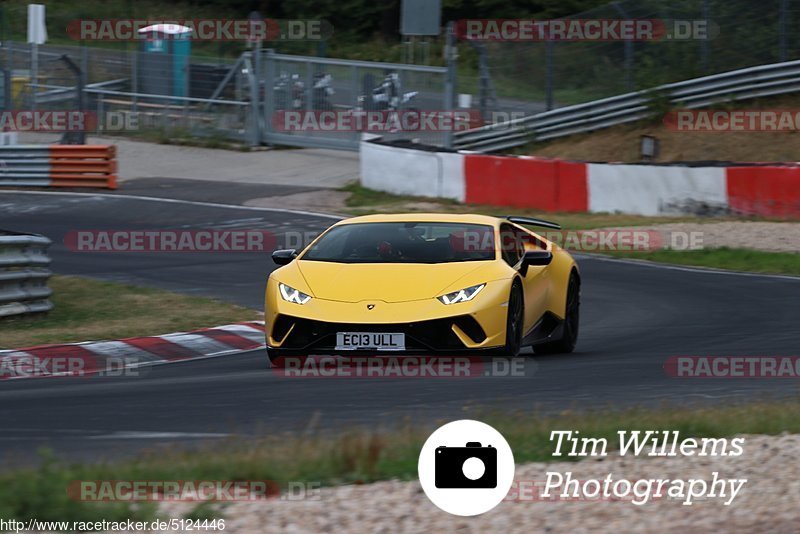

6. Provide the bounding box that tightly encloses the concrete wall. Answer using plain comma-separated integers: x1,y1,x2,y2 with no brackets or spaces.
359,139,800,218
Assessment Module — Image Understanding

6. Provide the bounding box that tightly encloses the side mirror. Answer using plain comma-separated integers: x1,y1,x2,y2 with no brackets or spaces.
272,249,297,265
523,250,552,266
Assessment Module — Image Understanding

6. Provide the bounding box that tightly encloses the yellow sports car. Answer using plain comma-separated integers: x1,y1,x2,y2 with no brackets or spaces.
265,214,579,361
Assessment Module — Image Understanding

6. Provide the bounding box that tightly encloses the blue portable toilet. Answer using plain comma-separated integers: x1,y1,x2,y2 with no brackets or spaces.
137,24,192,98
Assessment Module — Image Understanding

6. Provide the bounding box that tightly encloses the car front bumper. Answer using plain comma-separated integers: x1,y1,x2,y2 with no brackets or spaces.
264,278,510,353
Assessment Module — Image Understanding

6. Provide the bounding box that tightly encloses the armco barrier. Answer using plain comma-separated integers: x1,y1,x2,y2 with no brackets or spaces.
360,138,800,218
0,231,53,318
454,59,800,152
0,145,117,189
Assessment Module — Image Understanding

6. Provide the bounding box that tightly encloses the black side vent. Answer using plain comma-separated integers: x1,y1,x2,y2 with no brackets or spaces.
453,315,487,343
272,315,295,342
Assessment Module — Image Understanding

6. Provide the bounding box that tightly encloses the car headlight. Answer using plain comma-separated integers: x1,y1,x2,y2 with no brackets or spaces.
279,283,312,305
437,283,485,305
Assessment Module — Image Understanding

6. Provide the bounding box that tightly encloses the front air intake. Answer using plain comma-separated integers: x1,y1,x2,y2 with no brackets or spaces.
453,315,487,344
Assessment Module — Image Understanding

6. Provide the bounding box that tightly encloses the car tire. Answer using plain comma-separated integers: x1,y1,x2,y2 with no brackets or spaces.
533,271,580,355
499,281,524,358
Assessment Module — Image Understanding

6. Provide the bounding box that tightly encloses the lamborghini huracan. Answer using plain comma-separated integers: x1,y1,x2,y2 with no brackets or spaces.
264,214,580,361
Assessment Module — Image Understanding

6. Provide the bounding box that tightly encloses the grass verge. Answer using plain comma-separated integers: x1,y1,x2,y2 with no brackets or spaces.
3,399,800,522
340,184,772,230
601,248,800,276
0,275,258,349
121,128,252,151
520,94,800,163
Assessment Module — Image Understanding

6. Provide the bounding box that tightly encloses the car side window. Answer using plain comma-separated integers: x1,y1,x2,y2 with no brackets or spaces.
499,224,523,266
515,227,536,251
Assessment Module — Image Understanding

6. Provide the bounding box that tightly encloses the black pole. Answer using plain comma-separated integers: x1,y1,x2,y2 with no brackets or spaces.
60,54,86,144
545,40,554,111
779,0,788,62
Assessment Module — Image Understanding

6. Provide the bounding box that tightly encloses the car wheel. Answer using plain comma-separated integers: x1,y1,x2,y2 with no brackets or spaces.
533,271,580,355
500,281,524,357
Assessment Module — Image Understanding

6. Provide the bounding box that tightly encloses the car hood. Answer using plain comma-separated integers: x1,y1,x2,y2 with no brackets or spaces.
295,260,486,303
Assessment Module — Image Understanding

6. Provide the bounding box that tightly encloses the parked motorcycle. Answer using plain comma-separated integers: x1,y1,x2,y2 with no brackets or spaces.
273,72,305,111
357,72,419,112
312,72,335,111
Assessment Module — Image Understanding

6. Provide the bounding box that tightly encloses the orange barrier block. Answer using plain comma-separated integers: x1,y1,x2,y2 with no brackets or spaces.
47,145,117,189
49,145,116,159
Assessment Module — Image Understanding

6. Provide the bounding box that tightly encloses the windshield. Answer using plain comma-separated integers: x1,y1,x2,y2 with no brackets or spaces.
300,222,496,263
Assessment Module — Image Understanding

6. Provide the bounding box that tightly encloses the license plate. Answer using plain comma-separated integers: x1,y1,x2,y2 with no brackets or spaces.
335,332,405,351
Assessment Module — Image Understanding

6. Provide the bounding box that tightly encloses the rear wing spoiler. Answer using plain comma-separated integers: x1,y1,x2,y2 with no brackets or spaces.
504,216,562,230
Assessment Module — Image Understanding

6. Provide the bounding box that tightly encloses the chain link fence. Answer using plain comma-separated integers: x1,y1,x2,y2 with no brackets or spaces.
261,51,452,150
3,1,799,146
0,41,455,149
473,0,800,115
1,41,254,144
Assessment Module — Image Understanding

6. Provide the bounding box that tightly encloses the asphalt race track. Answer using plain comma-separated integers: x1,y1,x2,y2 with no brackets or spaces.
1,188,799,464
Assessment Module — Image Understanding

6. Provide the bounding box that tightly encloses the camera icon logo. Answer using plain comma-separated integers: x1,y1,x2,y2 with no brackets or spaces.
418,420,515,516
435,442,497,488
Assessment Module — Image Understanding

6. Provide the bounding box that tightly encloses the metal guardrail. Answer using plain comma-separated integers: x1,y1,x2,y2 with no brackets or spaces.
32,78,129,106
0,146,50,186
0,231,53,318
87,87,256,145
454,59,800,152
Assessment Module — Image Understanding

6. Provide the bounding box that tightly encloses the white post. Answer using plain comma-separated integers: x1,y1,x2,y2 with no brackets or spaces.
30,42,37,112
27,4,47,112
